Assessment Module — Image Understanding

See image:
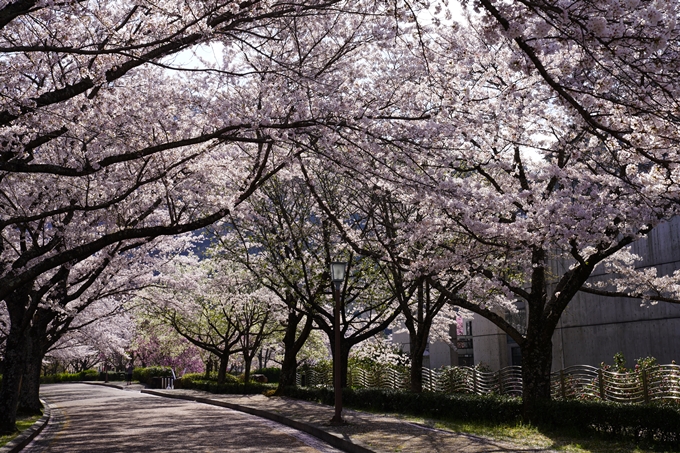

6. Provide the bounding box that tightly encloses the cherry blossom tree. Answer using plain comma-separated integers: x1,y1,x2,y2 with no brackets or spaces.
231,287,285,384
14,237,172,414
299,169,467,392
142,256,243,385
0,0,404,433
580,248,680,305
131,318,204,376
218,164,403,388
6,0,678,436
212,174,323,390
292,10,680,420
474,0,680,162
421,4,680,420
144,254,288,384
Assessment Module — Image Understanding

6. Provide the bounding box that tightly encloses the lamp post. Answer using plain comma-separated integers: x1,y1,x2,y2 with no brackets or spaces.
330,261,346,425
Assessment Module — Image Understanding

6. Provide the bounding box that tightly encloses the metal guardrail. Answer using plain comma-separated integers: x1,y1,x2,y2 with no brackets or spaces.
297,363,680,403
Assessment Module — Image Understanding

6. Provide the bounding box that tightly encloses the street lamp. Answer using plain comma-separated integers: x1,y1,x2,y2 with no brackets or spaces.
330,261,346,425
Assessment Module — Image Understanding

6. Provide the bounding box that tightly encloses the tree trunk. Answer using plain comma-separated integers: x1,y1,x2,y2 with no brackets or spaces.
0,289,33,435
278,351,299,391
217,354,229,385
276,311,313,395
0,324,29,434
19,307,53,415
409,329,428,393
18,335,43,415
326,336,353,388
520,335,553,423
244,355,252,384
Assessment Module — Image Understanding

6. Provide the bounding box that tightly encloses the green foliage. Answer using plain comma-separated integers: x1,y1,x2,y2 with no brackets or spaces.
535,399,680,446
180,379,274,394
283,387,680,448
613,351,627,372
253,367,281,383
40,369,132,383
473,362,492,373
178,370,277,393
179,372,209,383
602,352,661,374
41,369,100,383
178,372,239,386
636,356,659,371
284,387,522,424
133,366,173,384
100,371,127,381
300,360,332,376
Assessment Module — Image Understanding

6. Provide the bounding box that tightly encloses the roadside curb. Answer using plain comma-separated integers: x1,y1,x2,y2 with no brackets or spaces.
79,381,125,390
0,400,50,453
141,389,375,453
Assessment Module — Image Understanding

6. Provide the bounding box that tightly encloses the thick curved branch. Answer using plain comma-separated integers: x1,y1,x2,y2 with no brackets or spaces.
579,286,680,305
427,276,525,345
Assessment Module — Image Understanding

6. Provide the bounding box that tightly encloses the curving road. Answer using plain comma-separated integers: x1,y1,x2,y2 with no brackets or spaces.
24,384,343,453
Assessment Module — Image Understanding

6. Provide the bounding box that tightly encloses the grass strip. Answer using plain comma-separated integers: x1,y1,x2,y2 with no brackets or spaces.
0,415,42,448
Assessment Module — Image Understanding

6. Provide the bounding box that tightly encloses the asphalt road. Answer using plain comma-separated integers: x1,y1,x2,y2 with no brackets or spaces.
24,384,344,453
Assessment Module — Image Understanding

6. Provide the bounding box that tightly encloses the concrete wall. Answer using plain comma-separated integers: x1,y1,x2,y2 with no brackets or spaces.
391,325,456,369
471,316,510,370
428,341,455,369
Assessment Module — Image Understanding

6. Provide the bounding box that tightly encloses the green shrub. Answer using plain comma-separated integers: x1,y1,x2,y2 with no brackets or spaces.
253,367,281,383
283,387,680,448
284,387,522,424
81,369,99,380
179,373,207,385
41,369,102,383
179,372,239,385
133,366,173,384
534,399,680,445
96,371,125,381
180,379,274,395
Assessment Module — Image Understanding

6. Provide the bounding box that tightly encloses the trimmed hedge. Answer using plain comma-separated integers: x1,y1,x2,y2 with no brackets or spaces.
40,369,131,383
283,387,680,447
534,399,680,445
41,369,99,383
178,371,275,394
133,366,173,384
253,367,281,383
284,387,522,424
180,379,274,395
178,372,240,386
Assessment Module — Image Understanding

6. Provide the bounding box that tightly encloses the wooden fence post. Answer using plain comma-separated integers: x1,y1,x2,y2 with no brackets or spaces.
473,368,478,395
641,369,650,404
